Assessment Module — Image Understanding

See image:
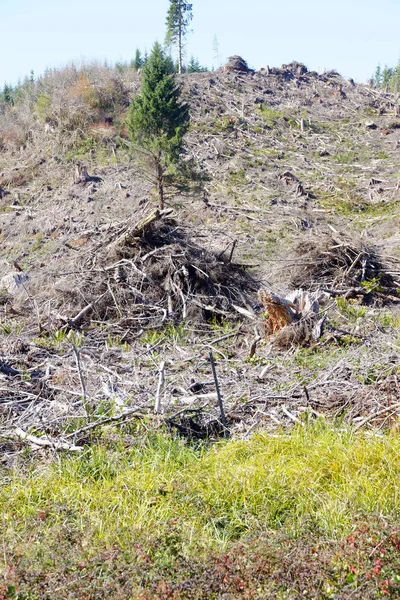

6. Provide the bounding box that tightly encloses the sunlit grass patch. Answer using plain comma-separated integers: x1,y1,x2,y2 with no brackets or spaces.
4,424,400,552
4,425,400,596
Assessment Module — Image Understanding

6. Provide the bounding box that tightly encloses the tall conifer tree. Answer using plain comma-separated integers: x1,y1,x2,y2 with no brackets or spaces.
165,0,193,74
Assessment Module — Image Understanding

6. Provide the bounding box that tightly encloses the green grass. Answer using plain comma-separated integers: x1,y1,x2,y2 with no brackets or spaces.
4,425,400,546
4,424,400,597
336,297,368,323
226,168,248,186
257,105,285,127
64,136,97,161
141,322,189,347
335,151,359,164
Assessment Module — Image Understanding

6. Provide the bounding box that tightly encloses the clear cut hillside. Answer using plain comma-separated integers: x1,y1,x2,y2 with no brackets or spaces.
0,60,400,448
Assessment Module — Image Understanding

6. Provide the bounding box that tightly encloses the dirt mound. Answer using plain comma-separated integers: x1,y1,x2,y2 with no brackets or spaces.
56,211,259,331
290,234,395,294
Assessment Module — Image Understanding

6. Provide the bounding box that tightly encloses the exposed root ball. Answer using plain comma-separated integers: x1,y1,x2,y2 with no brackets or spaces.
258,288,324,347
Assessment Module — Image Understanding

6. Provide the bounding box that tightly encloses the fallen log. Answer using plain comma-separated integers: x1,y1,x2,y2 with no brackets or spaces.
11,428,83,452
111,208,173,256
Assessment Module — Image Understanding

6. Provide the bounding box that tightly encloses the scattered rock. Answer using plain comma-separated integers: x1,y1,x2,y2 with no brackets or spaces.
0,272,29,295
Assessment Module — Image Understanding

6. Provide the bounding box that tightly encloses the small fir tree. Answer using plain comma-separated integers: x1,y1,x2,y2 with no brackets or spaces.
373,64,382,87
392,59,400,93
187,56,207,73
187,56,199,72
2,83,14,106
382,66,393,90
133,48,143,71
126,42,190,209
165,0,193,74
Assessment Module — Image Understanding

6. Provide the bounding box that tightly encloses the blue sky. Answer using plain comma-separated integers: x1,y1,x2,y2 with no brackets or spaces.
1,0,399,86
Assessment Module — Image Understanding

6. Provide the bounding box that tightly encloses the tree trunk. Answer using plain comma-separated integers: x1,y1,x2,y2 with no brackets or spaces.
156,153,165,210
178,11,182,74
109,208,173,258
116,209,161,248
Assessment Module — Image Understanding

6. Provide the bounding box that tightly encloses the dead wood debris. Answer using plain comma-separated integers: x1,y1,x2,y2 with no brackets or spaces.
266,61,309,81
258,288,324,346
2,67,400,455
279,171,308,197
57,210,259,329
289,234,396,298
223,56,253,74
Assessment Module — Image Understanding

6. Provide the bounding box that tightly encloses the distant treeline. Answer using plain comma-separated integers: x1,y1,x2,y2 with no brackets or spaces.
372,62,400,92
0,50,208,112
124,48,208,74
1,70,35,110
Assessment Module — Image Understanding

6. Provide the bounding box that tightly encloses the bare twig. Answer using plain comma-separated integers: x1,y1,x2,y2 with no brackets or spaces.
154,361,165,414
11,428,83,452
65,407,148,439
209,351,229,437
71,344,88,414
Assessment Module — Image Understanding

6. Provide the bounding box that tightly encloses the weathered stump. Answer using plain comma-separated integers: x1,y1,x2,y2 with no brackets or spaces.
73,163,90,184
258,289,324,346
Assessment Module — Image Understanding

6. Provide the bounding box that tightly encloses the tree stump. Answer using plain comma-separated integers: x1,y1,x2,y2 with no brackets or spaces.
73,163,90,184
258,289,324,346
258,290,297,335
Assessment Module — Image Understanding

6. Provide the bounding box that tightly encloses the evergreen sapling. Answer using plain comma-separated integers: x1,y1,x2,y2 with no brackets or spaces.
126,42,190,209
